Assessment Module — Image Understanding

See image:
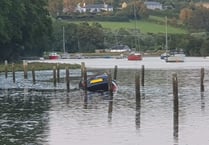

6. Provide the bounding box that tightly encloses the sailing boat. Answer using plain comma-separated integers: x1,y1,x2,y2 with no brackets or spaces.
61,26,70,59
160,16,169,60
161,17,185,62
128,1,142,61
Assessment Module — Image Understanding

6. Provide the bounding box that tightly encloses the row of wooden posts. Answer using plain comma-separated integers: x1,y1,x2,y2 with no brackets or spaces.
2,60,206,138
3,60,205,96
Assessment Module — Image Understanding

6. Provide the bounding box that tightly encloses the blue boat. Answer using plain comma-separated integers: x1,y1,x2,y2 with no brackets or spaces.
79,73,118,92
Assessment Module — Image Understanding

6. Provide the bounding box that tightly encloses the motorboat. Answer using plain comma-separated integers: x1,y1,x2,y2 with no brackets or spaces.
165,51,185,62
160,51,169,60
49,52,60,60
79,73,118,92
128,52,142,61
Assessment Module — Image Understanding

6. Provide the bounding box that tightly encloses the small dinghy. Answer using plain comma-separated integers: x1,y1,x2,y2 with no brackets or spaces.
79,73,118,92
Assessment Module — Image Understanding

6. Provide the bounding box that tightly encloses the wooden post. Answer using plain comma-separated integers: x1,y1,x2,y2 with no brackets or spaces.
108,100,113,113
23,60,28,79
81,62,85,79
32,66,35,84
108,70,113,99
135,72,141,105
12,63,15,83
141,65,144,86
113,65,118,80
108,70,113,113
66,67,70,92
57,64,60,83
135,99,141,129
5,60,8,78
83,67,87,103
173,73,178,98
200,67,204,92
53,66,56,87
135,70,142,129
172,73,179,140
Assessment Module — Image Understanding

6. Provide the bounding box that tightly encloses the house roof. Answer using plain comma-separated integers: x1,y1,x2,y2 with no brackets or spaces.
85,4,113,9
144,2,161,5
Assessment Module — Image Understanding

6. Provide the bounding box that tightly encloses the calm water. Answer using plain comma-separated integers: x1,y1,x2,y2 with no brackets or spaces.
1,57,209,145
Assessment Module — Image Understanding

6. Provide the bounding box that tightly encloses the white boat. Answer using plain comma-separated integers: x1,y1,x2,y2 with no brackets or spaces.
161,17,185,62
165,52,185,62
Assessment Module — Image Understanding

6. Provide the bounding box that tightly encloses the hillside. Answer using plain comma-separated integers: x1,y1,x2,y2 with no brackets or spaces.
96,20,187,34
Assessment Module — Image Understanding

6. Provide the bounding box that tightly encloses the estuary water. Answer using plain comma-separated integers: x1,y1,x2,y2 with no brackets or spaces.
1,57,209,145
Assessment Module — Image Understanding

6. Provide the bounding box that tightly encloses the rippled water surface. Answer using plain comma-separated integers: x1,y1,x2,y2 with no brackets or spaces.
1,57,209,145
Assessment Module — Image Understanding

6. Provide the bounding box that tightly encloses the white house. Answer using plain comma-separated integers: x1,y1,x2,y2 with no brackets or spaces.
144,1,163,10
75,3,113,13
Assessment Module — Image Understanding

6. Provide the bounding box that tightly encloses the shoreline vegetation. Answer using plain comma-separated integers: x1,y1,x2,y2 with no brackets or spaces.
0,62,81,73
0,50,164,72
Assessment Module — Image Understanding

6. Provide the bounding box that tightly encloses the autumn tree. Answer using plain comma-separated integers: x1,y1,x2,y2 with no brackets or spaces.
179,8,192,24
48,0,63,16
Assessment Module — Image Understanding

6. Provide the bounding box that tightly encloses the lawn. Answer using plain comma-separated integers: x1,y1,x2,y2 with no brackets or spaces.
96,20,187,34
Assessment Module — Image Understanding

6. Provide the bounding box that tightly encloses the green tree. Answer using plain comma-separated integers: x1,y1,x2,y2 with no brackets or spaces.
77,22,104,52
185,5,209,31
0,0,52,61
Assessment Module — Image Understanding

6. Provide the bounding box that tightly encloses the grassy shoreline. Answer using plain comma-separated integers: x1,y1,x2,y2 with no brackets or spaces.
0,62,81,73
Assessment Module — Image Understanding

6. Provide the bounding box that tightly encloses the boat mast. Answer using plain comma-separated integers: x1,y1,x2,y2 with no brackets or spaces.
134,0,137,51
63,26,66,53
165,16,168,51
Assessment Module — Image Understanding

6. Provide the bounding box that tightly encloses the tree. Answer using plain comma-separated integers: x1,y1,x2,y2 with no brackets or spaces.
48,0,63,16
179,8,192,24
0,0,52,61
183,5,209,31
77,22,104,52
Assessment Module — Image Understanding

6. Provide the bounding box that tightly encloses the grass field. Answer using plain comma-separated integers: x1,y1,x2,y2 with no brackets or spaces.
94,20,187,34
70,16,187,34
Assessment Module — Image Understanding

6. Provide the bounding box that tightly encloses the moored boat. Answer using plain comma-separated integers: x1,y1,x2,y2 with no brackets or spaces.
165,51,185,62
160,51,169,60
128,52,142,61
79,73,118,92
49,52,60,60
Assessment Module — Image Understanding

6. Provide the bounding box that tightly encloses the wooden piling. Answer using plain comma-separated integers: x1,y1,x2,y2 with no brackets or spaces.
108,70,113,99
53,66,57,87
108,70,113,113
66,67,70,92
200,67,204,92
172,73,179,139
57,64,60,83
32,66,35,84
12,63,15,83
141,65,144,86
23,60,28,79
83,67,87,103
108,100,113,113
135,102,141,129
172,73,178,98
81,62,85,79
113,65,118,80
135,72,141,105
5,60,8,78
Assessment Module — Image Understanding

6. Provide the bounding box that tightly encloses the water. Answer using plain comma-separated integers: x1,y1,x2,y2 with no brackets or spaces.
1,57,209,145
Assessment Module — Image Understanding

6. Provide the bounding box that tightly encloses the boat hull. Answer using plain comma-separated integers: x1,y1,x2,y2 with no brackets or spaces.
49,55,59,60
79,74,118,92
49,52,60,60
128,54,142,61
165,55,185,62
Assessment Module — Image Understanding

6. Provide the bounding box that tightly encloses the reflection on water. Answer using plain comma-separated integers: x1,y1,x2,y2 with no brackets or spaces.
0,90,50,144
1,68,209,145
